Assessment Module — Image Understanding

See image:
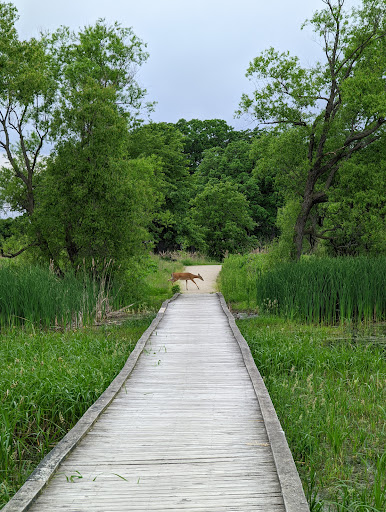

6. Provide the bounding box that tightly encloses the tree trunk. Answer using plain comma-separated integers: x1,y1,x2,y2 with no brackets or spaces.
65,225,79,267
293,210,308,260
292,177,316,260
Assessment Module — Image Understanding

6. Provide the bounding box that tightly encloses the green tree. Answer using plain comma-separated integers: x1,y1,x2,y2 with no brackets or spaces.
0,2,57,258
37,152,160,270
176,118,254,172
196,139,282,242
0,217,13,243
238,0,386,259
189,181,256,259
48,21,153,137
318,136,386,255
126,122,190,251
34,20,156,271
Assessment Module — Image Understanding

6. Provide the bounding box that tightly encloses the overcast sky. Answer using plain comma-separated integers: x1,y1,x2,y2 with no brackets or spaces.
9,0,361,130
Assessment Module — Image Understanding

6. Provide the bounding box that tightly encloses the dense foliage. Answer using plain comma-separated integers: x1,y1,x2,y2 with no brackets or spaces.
238,0,386,259
0,0,385,275
0,0,277,267
189,181,256,259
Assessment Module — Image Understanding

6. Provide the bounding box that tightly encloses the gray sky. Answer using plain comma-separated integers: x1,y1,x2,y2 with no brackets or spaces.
9,0,360,129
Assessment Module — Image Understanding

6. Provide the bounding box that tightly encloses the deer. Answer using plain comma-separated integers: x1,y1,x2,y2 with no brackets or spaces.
169,272,204,290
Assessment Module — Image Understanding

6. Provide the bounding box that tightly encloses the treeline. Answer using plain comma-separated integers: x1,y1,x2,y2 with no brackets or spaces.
0,0,385,279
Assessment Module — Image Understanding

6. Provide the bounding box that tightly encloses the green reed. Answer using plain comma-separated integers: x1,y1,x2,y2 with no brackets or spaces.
256,257,385,324
0,263,117,329
219,253,268,308
220,255,385,324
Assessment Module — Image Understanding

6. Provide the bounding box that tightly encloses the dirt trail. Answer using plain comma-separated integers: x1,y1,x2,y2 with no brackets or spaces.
179,265,222,294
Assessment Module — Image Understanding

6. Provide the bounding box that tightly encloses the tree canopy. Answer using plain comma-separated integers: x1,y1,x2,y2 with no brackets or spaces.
126,122,190,251
238,0,386,258
0,5,156,272
1,0,384,269
189,181,256,259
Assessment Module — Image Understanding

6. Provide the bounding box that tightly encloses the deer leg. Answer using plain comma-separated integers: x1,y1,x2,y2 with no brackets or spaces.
192,279,199,289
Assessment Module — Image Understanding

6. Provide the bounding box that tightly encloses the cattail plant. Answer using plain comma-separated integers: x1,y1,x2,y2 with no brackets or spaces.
255,256,385,324
0,261,120,329
220,254,385,324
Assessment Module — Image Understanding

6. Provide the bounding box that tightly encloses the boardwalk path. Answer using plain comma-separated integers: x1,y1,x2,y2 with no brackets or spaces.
4,270,308,511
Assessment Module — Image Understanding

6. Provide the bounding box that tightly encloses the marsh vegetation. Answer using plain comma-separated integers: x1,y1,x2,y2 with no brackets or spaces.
220,254,386,511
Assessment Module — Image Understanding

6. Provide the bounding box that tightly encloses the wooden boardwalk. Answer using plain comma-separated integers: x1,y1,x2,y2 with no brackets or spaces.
4,293,309,511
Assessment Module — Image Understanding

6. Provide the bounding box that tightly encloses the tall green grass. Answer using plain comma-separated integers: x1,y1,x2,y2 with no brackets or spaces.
0,318,153,507
0,263,117,329
219,253,268,308
220,255,386,324
256,257,385,323
238,316,386,512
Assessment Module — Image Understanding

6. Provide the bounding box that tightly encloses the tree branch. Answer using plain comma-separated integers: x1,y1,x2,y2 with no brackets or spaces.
0,243,37,258
0,118,29,186
261,119,308,127
338,29,385,79
304,226,340,241
316,118,385,178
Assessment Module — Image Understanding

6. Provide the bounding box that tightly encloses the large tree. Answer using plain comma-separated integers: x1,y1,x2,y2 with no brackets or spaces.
189,181,256,259
319,134,386,255
238,0,386,259
0,7,157,270
0,2,56,258
35,20,156,270
195,139,282,242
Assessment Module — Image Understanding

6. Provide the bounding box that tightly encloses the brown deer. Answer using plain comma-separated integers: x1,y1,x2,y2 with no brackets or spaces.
169,272,204,290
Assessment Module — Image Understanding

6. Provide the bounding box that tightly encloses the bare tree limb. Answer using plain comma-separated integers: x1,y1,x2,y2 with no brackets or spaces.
0,243,38,258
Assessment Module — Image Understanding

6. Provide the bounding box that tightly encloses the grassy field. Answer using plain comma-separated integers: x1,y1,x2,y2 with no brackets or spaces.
5,251,383,510
237,317,385,511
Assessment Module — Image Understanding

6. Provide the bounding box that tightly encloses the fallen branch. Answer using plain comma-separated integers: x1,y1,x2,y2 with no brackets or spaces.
105,304,135,318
